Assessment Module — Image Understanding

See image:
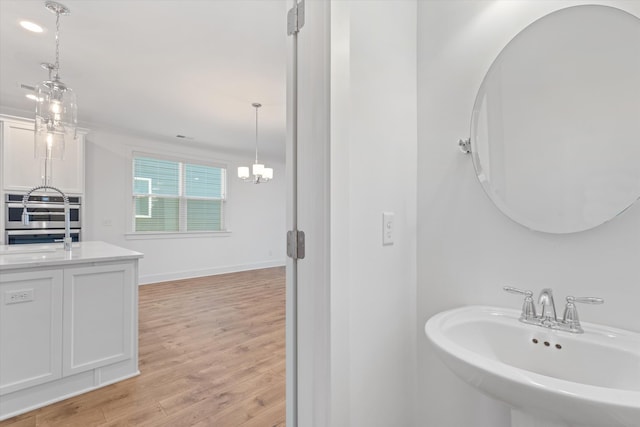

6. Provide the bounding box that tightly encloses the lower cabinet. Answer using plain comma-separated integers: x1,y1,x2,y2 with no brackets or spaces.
0,260,138,419
63,263,135,376
0,269,63,395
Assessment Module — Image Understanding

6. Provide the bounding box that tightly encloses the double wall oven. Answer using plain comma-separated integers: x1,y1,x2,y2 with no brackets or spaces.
5,193,82,245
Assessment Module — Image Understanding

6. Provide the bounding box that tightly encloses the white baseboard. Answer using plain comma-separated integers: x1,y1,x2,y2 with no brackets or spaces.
138,259,286,285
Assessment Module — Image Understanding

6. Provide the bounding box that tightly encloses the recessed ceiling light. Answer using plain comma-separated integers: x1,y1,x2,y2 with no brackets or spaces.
20,20,44,33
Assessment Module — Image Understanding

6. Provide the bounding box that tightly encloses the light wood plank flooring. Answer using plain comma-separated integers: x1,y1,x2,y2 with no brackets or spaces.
1,267,286,427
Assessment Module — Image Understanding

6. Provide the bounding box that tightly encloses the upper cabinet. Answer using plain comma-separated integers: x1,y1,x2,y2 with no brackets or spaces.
1,116,85,195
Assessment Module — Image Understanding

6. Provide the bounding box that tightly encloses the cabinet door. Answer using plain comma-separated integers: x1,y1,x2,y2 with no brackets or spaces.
1,118,85,194
63,262,135,376
50,133,85,195
0,269,63,395
1,119,43,191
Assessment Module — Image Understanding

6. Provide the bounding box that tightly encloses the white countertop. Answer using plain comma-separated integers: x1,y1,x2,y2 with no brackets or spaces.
0,241,143,271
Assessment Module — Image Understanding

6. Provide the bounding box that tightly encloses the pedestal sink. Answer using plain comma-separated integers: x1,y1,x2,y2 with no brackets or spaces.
425,306,640,427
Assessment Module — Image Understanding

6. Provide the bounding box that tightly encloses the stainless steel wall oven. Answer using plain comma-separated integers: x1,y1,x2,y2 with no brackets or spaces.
5,193,81,244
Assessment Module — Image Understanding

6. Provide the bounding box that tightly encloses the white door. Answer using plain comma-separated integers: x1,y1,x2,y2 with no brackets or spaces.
286,0,331,425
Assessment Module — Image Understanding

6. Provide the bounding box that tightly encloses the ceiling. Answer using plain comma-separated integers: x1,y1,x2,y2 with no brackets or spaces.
0,0,287,160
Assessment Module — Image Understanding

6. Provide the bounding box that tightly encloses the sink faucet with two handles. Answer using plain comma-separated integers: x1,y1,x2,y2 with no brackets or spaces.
503,286,604,334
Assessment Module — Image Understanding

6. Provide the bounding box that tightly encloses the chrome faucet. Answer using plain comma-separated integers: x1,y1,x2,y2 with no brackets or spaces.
538,288,557,323
504,286,604,334
22,185,72,251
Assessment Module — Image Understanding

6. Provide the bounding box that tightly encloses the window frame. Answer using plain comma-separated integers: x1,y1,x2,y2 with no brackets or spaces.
133,177,153,219
126,151,230,239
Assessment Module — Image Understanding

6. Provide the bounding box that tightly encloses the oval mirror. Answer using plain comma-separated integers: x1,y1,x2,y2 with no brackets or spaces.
471,5,640,234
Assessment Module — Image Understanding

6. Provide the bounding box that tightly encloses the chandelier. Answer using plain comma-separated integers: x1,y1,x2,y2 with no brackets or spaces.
238,103,273,184
34,1,77,160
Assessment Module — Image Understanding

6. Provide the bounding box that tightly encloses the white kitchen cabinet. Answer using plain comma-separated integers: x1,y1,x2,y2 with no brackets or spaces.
0,262,136,398
0,269,63,395
0,242,142,420
1,116,85,194
50,130,85,195
63,262,135,376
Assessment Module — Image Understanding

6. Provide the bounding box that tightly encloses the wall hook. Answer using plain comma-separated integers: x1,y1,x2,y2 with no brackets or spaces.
458,138,471,154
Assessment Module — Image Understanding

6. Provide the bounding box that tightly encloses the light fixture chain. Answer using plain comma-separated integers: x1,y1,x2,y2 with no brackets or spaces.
34,1,76,162
54,11,60,80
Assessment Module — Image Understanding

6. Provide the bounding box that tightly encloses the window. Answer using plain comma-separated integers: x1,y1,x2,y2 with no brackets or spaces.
132,155,226,233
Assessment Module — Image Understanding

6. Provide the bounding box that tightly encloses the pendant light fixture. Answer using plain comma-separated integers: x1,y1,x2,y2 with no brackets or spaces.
34,1,77,160
238,103,273,184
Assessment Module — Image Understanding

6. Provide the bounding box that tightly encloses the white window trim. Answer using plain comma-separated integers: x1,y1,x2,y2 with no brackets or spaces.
128,150,229,237
125,230,232,240
133,177,153,218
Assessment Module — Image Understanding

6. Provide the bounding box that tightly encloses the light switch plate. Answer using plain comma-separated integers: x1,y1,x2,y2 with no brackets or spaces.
383,212,394,245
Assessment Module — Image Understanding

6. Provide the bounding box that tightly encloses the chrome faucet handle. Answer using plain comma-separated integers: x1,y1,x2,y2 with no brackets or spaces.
503,286,537,321
562,296,604,333
503,286,532,296
567,296,604,305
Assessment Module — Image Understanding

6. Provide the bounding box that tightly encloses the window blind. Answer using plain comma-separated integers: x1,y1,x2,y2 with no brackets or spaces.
133,156,226,232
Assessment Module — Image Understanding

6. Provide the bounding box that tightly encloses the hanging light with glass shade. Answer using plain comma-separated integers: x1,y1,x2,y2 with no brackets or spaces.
34,1,77,160
238,103,273,184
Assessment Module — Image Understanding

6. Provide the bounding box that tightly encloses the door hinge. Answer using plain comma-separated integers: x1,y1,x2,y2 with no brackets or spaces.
287,0,305,35
287,229,306,260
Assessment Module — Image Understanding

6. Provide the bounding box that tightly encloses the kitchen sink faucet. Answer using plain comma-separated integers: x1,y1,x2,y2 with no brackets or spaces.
22,185,72,251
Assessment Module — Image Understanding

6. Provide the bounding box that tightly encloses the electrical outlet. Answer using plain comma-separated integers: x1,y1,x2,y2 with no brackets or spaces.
5,289,34,304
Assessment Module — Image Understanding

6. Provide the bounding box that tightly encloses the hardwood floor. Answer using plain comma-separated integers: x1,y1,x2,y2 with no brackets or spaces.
1,267,286,427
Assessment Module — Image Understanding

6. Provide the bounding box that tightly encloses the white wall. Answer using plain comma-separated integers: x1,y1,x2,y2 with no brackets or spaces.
417,1,640,426
330,1,417,426
84,127,286,284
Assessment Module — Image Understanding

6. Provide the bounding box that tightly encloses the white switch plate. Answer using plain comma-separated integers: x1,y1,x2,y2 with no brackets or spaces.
5,289,34,304
383,212,394,245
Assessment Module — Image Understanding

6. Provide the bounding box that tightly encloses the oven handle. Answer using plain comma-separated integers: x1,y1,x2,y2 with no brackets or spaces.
5,229,81,236
7,202,80,209
23,212,65,216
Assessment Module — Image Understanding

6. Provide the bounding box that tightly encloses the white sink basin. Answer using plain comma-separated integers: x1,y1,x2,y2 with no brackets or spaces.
425,306,640,427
